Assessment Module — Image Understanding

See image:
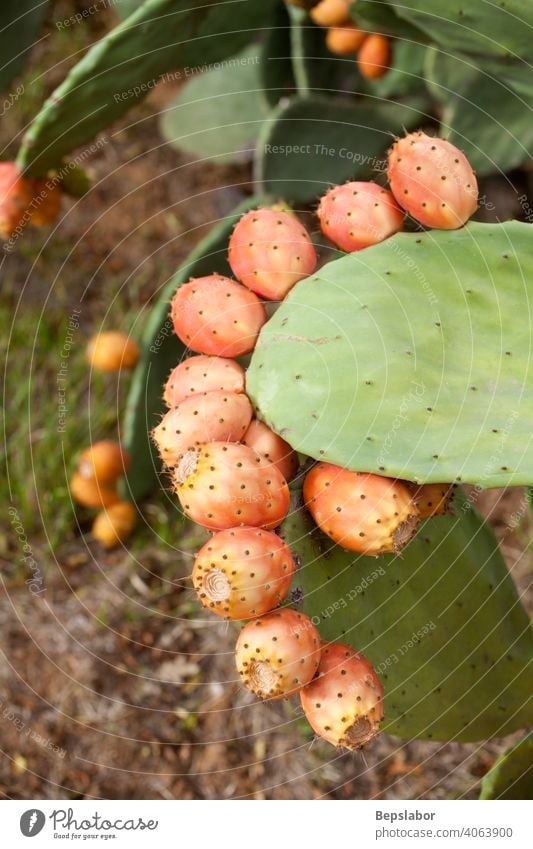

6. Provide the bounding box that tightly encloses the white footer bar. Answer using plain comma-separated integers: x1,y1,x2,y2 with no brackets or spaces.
2,799,528,848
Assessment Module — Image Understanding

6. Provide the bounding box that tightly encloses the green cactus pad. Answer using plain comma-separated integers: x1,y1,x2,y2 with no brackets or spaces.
395,1,533,63
255,94,429,203
160,45,269,165
352,1,428,41
480,733,533,799
114,0,145,19
17,0,277,176
0,0,49,93
424,47,478,104
287,5,350,97
425,48,533,175
366,40,428,100
260,3,294,107
442,72,533,176
247,222,533,487
281,488,533,741
121,195,273,502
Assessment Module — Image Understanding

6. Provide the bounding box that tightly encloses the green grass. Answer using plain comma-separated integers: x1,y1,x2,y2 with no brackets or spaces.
2,293,126,548
0,247,181,557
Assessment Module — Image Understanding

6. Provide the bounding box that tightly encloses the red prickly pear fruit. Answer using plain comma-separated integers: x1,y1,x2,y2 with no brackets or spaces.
171,274,266,356
357,33,391,80
228,208,317,301
317,181,404,252
192,527,295,619
243,419,299,481
406,482,454,519
303,463,420,555
387,131,478,229
0,162,61,238
163,355,245,408
79,441,131,484
152,390,253,467
235,608,321,699
172,442,290,531
311,0,351,27
0,163,33,238
300,642,384,749
86,332,140,372
326,24,367,55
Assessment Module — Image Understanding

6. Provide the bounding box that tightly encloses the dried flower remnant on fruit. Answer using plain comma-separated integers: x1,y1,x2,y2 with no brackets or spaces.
235,609,321,699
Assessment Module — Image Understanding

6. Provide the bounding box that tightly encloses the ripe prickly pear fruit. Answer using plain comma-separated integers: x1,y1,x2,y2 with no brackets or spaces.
171,274,266,356
70,472,120,509
303,463,420,555
407,482,454,519
317,181,404,252
228,208,317,301
152,390,253,467
92,501,137,549
192,527,295,619
86,332,140,372
172,442,290,530
357,33,391,80
78,441,131,484
0,162,61,239
163,355,245,408
235,608,321,699
310,0,351,27
300,642,384,749
326,24,367,55
0,163,33,238
243,420,299,481
387,131,478,229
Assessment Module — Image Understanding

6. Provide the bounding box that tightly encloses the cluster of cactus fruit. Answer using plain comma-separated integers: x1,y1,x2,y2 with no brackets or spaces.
148,129,477,750
305,0,392,80
69,332,141,548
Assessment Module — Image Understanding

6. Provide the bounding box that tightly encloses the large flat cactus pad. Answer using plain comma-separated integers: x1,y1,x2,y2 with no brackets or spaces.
247,222,533,487
281,489,533,741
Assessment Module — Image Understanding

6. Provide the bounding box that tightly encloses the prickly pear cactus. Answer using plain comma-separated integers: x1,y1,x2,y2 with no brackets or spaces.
247,222,533,487
255,93,428,202
424,48,533,176
17,0,277,175
0,0,49,92
281,488,533,741
442,72,533,176
160,45,269,165
479,733,533,799
122,195,273,501
352,0,428,41
394,0,533,62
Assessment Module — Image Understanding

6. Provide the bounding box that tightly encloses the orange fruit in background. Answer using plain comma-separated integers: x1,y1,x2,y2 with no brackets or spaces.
326,24,367,55
311,0,352,27
92,502,138,549
70,472,120,509
357,33,392,79
78,441,131,484
86,332,140,372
